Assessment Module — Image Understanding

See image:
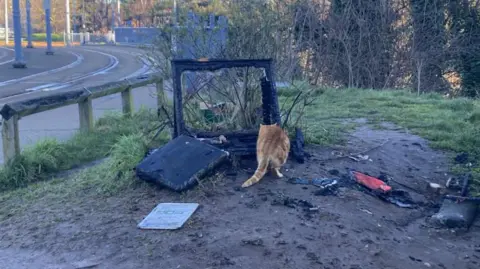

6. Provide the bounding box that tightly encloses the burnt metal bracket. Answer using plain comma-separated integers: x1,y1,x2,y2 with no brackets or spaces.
171,58,281,138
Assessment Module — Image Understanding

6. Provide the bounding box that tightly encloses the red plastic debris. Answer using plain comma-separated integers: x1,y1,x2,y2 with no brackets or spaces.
352,171,392,193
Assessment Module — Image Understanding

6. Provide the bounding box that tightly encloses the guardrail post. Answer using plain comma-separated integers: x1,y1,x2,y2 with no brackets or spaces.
78,97,93,131
2,115,20,162
121,86,133,116
156,79,166,108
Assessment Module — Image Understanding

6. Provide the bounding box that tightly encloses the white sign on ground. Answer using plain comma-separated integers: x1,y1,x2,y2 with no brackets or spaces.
137,203,199,230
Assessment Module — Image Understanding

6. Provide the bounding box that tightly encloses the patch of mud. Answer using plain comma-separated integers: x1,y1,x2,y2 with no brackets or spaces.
0,122,479,269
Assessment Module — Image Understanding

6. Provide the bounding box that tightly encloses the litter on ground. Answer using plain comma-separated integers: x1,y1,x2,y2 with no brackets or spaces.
138,203,199,230
351,170,392,192
135,135,229,192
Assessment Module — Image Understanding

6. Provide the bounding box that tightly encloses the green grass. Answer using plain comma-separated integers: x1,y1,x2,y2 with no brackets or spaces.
1,86,479,197
277,82,352,145
31,33,64,42
0,108,164,192
69,130,168,195
279,86,480,192
0,127,171,221
302,88,480,158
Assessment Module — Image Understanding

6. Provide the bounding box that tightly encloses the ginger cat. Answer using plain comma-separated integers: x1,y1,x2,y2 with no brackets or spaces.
241,123,290,188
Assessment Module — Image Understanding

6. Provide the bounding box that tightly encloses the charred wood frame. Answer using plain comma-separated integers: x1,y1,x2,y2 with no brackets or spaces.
171,59,282,156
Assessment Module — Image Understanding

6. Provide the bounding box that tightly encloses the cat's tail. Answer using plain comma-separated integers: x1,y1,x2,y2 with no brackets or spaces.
241,157,269,188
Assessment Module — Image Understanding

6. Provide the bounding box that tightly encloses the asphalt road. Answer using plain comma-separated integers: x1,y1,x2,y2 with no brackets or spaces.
0,48,78,87
0,45,151,104
0,45,158,164
0,47,14,65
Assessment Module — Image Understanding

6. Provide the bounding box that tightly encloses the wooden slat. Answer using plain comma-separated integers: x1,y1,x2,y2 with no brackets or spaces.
78,98,94,132
0,72,162,162
87,79,131,99
121,87,133,116
0,89,90,120
0,72,161,120
2,115,20,163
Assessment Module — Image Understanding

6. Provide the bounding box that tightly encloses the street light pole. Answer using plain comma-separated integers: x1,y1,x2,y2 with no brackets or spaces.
82,0,85,30
81,0,85,44
171,0,178,55
73,0,76,34
26,0,33,48
173,0,177,26
44,0,54,55
4,0,8,45
111,0,115,30
65,0,71,46
117,0,120,22
12,0,25,68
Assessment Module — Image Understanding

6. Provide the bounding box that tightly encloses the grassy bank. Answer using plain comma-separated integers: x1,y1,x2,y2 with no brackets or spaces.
287,87,480,191
0,109,165,192
0,87,479,196
296,88,480,158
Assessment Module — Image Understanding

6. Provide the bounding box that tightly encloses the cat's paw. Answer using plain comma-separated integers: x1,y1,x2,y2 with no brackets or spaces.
241,181,252,188
273,168,284,178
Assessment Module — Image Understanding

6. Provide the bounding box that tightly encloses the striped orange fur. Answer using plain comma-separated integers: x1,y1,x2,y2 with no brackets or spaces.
241,123,290,188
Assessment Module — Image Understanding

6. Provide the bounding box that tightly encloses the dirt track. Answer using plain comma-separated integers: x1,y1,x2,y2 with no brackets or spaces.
0,121,479,269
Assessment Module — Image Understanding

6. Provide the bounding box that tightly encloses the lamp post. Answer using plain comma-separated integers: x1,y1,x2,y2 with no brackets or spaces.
171,0,179,55
81,0,85,44
82,0,85,30
173,0,177,25
65,0,71,46
73,0,76,34
44,0,53,55
111,0,115,30
26,0,33,48
3,0,8,45
12,0,26,68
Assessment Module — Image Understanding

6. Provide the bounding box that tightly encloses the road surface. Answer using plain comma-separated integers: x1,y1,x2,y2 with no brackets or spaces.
0,47,78,84
0,45,159,164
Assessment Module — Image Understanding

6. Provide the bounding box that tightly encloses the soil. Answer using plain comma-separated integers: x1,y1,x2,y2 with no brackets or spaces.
1,121,479,269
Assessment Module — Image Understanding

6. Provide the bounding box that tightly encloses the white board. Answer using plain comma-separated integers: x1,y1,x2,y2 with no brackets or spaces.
138,203,199,230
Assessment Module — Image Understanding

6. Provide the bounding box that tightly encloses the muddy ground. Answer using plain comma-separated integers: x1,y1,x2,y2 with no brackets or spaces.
0,121,479,269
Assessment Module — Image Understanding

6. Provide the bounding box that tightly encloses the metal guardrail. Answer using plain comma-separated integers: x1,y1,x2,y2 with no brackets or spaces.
0,72,164,163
